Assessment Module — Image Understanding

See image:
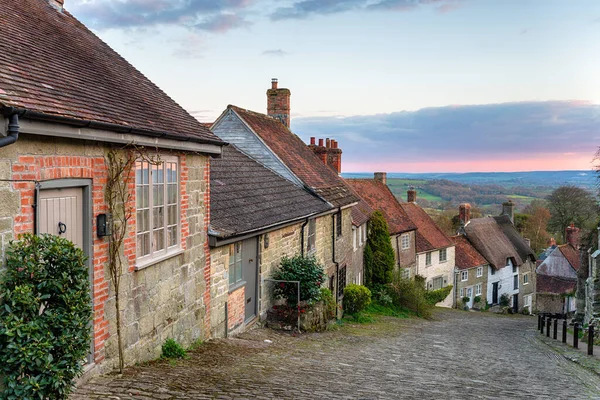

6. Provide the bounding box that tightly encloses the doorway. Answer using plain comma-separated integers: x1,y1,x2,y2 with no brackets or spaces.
242,237,258,322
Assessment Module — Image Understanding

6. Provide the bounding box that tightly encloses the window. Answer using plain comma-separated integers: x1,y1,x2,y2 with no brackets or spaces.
476,266,483,277
425,252,432,266
461,270,468,282
136,159,179,262
228,242,242,285
439,248,447,263
336,211,342,238
523,273,529,285
401,234,410,250
475,283,482,296
432,276,444,290
358,225,363,246
337,266,346,298
513,274,519,290
307,219,316,253
362,224,367,243
459,288,464,297
490,267,495,276
524,295,532,308
402,268,410,279
512,263,517,274
352,227,357,252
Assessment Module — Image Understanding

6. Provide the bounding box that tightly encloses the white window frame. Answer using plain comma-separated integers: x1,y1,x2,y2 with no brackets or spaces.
461,270,468,282
425,252,432,266
476,266,483,277
475,283,482,296
307,219,316,254
358,225,363,246
229,242,243,286
402,268,410,279
524,295,532,308
362,223,367,243
352,227,357,252
136,157,181,267
432,276,444,290
523,273,529,285
459,288,464,297
401,234,410,250
439,248,447,263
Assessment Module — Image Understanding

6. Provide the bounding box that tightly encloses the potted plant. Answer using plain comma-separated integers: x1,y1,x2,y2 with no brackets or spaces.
462,296,470,310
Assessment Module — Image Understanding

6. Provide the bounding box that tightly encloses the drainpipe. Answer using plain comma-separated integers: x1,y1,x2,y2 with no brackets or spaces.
300,218,309,256
331,211,340,306
395,235,401,268
0,108,20,148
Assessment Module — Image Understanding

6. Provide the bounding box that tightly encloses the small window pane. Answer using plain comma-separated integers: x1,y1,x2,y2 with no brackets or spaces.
137,233,150,257
153,228,165,251
167,163,177,183
137,210,149,233
167,226,177,247
168,184,177,204
153,206,164,229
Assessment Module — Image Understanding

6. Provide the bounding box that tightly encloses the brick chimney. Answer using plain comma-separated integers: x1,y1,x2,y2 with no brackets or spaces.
459,203,471,225
548,237,556,247
374,172,387,185
48,0,64,10
566,223,580,248
501,200,514,223
407,187,417,203
267,78,291,128
308,137,342,174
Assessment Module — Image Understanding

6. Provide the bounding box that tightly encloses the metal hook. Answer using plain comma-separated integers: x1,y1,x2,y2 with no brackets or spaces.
58,222,67,235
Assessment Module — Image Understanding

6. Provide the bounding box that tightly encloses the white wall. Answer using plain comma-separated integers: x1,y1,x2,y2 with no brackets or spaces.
416,245,456,307
487,259,519,306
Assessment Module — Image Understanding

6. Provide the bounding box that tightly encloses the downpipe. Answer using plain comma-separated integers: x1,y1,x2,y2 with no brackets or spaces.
0,107,20,148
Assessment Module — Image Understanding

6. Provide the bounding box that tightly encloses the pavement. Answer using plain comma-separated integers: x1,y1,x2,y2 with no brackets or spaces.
71,309,600,399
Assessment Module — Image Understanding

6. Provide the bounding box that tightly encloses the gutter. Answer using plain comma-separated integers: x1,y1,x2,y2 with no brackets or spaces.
396,235,401,268
0,107,21,148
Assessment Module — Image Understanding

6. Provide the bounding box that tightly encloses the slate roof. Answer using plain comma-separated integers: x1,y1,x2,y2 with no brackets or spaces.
451,235,488,270
0,0,223,146
464,216,534,271
345,179,416,234
536,274,577,294
210,144,331,239
229,106,358,208
536,244,579,279
400,202,453,253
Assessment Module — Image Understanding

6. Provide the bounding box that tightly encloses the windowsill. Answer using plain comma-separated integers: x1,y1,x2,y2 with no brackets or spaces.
439,260,448,263
229,281,246,294
425,264,432,267
523,282,529,285
307,248,317,256
135,248,184,271
461,280,468,282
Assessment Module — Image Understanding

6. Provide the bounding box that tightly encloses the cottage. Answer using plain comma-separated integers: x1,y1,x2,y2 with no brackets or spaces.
208,144,331,335
345,173,417,278
210,80,359,306
0,0,224,374
451,234,489,309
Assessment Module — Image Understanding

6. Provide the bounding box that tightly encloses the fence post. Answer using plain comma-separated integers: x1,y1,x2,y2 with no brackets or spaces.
588,325,594,356
553,319,558,340
546,318,551,337
538,314,541,330
562,319,567,343
541,316,545,334
574,323,579,349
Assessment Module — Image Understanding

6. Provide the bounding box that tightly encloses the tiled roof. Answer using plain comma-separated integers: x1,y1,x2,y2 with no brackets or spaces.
536,244,578,279
0,0,223,145
229,106,358,207
464,217,526,270
210,144,331,239
536,274,577,294
400,202,453,253
559,244,580,271
451,235,488,270
350,197,373,227
345,179,416,234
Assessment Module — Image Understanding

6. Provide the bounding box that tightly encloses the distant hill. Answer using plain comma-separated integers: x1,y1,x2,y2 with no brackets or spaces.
342,170,596,190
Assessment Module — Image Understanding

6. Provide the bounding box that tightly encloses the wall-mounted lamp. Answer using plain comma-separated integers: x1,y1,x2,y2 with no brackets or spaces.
97,213,112,237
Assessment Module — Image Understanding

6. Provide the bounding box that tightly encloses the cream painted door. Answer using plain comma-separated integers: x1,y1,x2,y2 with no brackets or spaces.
38,187,83,248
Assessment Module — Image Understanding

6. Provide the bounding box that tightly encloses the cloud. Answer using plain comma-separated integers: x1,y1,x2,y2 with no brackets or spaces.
69,0,252,33
261,49,290,57
292,101,600,167
171,33,206,59
270,0,462,19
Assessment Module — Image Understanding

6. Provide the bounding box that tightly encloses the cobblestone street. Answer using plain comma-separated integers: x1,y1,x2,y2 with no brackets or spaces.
72,309,600,399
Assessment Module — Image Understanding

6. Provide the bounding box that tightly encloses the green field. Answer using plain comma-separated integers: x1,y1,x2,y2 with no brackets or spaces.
386,178,443,202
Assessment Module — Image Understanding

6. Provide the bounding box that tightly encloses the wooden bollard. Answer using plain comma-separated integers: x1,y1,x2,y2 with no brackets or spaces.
547,318,551,337
538,314,541,330
574,323,579,349
541,316,545,334
588,325,594,356
553,319,558,340
562,319,567,343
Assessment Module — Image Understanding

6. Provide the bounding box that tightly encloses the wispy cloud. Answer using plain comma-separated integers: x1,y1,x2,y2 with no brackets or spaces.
171,33,206,59
261,49,290,57
69,0,252,33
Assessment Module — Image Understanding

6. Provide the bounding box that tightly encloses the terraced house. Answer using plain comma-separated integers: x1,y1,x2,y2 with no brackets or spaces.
209,80,360,314
0,0,225,374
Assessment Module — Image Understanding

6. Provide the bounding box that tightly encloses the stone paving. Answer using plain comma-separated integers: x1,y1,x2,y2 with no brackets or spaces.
71,309,600,399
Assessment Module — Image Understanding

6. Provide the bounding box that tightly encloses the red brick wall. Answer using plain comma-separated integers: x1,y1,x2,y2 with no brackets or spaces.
228,286,245,331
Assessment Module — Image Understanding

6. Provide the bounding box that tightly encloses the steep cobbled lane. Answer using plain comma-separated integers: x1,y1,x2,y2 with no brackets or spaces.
72,309,600,399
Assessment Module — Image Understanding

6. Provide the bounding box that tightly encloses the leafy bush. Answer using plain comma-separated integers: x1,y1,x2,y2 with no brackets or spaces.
462,296,470,304
318,288,336,320
364,211,395,287
473,296,482,304
423,285,453,306
0,234,91,400
161,338,187,359
343,284,372,315
271,255,326,306
387,274,432,318
500,293,510,307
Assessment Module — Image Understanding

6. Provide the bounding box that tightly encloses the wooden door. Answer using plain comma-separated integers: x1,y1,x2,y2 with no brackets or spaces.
242,237,258,322
38,187,83,248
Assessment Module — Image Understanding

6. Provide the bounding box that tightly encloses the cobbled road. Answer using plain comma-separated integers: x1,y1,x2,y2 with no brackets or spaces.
72,309,600,399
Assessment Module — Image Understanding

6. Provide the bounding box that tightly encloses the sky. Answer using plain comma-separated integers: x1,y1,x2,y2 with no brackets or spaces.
67,0,600,173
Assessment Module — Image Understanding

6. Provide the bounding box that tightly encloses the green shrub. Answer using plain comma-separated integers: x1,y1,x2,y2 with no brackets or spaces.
318,288,336,320
462,296,470,304
161,338,187,359
343,284,372,315
423,285,453,306
387,274,432,318
473,296,482,304
364,211,395,287
271,255,326,306
500,293,510,307
0,234,92,400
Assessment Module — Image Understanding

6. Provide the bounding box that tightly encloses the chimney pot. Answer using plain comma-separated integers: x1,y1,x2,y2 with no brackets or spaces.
326,138,331,148
271,78,278,89
310,137,315,145
407,187,417,203
318,138,324,147
374,172,387,185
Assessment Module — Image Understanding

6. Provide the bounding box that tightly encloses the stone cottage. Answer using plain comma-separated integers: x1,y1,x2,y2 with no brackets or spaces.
451,234,489,309
345,173,417,278
0,0,224,375
210,80,359,307
208,144,331,336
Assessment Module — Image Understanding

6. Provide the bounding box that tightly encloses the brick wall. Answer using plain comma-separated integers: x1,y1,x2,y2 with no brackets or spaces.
227,287,245,332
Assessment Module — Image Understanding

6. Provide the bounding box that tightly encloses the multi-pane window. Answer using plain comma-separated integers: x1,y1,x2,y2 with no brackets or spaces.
136,159,179,262
432,276,444,290
402,268,410,279
513,274,519,290
362,224,367,243
523,273,529,285
425,252,432,266
459,288,464,297
475,283,482,296
352,227,357,251
401,234,410,250
476,266,483,277
337,266,347,298
307,219,316,253
336,211,342,238
461,271,468,281
524,295,532,308
358,225,363,246
439,248,447,262
229,242,242,285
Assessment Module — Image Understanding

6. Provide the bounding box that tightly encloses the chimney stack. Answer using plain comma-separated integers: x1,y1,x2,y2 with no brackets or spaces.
267,78,291,128
566,223,580,248
501,200,514,223
310,137,315,145
407,187,417,203
374,172,387,185
318,138,324,146
308,137,342,175
549,237,556,247
459,203,471,225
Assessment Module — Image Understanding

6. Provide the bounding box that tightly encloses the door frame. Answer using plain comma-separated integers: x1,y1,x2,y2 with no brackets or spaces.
242,237,259,323
491,281,499,304
37,179,94,360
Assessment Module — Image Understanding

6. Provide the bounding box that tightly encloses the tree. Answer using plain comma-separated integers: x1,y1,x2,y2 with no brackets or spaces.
364,211,395,287
521,199,551,253
547,186,599,241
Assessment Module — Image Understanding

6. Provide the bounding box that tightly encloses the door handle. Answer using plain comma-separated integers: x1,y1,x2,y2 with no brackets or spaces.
58,222,67,235
248,258,254,262
246,298,251,304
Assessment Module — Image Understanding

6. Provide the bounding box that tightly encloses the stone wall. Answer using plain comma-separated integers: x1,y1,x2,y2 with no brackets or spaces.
536,293,564,314
455,265,488,307
0,132,211,374
394,231,417,273
519,259,536,311
209,246,229,337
